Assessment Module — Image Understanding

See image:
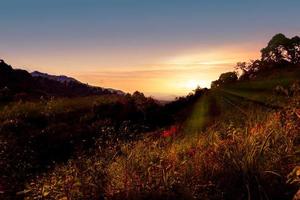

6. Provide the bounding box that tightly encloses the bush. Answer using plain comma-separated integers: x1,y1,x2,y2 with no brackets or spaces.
24,98,300,200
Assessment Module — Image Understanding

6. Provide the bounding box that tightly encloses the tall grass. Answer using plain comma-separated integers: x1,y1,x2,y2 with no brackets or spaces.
0,95,120,120
24,97,300,200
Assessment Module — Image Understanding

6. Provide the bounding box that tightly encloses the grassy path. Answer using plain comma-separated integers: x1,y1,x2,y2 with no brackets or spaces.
181,85,286,134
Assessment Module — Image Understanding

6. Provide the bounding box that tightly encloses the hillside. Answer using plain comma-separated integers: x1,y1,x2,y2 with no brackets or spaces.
0,33,300,200
0,60,124,101
1,66,299,199
31,71,79,84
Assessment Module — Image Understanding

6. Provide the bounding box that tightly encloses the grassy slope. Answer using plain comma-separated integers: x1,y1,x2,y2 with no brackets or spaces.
220,66,300,107
23,95,300,200
21,67,300,199
0,66,299,199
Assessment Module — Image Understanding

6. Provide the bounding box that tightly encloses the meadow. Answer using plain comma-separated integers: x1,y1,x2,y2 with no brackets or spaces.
1,33,300,199
0,78,299,200
23,89,300,200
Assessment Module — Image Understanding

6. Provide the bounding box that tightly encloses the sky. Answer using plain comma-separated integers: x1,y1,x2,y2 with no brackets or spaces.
0,0,299,99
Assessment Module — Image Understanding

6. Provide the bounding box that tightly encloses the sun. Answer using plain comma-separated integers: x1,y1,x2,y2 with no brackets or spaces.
179,79,211,91
184,80,199,90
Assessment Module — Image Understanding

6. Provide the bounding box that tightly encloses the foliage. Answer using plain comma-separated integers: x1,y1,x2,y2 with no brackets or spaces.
22,96,300,200
210,33,300,87
261,33,300,64
0,93,170,200
211,72,238,88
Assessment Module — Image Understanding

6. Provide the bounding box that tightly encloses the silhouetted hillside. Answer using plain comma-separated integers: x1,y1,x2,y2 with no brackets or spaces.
31,71,79,83
0,60,124,101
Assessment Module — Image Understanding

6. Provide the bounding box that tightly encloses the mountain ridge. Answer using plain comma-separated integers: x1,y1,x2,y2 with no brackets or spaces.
0,59,125,101
31,71,80,84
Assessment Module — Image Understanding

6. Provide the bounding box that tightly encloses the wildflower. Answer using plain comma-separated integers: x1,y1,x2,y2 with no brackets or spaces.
162,125,178,137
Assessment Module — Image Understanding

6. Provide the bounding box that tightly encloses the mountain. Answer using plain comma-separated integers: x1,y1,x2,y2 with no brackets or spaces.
0,59,36,94
31,71,79,84
0,59,124,101
30,71,125,95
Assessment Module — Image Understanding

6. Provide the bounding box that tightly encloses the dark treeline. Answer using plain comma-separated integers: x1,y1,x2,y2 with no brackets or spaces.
211,33,300,88
0,59,120,102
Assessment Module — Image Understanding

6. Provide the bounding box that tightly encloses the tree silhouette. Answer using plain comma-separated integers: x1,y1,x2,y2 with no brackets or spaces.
261,33,300,64
211,72,238,88
261,33,290,63
233,33,300,81
289,36,300,64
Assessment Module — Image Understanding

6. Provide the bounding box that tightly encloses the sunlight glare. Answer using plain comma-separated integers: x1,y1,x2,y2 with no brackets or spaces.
184,80,200,90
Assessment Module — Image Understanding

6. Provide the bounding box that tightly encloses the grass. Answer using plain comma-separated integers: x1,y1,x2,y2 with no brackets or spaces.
22,95,300,200
0,93,166,200
219,66,300,107
1,70,300,199
0,95,122,120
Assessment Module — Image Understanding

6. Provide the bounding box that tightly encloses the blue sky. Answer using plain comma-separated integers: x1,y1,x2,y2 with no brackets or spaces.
0,0,299,99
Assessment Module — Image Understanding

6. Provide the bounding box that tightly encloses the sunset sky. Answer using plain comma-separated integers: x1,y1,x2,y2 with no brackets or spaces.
0,0,299,99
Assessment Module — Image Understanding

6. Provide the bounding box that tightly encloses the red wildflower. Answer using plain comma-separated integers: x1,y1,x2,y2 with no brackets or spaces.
162,125,178,137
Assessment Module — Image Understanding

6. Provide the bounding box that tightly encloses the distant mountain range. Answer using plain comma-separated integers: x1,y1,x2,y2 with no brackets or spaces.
0,59,124,101
31,71,80,84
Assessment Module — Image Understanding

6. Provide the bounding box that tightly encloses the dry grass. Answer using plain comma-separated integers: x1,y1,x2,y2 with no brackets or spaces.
24,98,300,200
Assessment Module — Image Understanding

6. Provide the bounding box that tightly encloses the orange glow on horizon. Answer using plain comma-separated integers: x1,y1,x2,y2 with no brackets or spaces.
3,44,261,100
71,46,260,99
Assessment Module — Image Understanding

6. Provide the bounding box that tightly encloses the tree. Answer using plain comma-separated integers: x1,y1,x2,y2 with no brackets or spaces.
132,91,146,100
235,59,263,80
211,72,238,88
236,33,300,81
261,33,300,64
261,33,290,63
219,72,238,83
210,80,220,89
289,36,300,64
